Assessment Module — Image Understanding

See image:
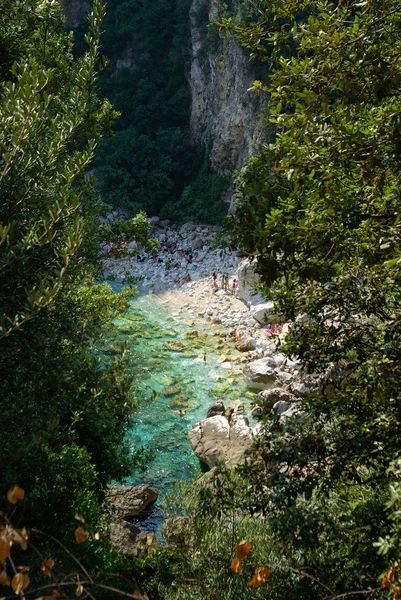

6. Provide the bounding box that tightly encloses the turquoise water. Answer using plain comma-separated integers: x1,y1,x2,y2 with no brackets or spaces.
102,284,257,535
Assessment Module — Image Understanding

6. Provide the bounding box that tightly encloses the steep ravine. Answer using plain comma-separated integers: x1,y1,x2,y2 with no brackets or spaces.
61,0,267,208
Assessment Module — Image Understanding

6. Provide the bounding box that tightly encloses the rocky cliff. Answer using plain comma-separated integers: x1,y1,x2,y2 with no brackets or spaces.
189,0,266,174
60,0,89,28
60,0,267,211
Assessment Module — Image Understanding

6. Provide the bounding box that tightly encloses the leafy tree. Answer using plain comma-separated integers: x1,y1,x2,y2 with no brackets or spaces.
217,0,401,596
0,0,141,540
160,151,230,224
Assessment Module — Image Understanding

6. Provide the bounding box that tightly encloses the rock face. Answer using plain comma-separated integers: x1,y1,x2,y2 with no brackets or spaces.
106,485,158,518
188,0,267,175
188,414,254,468
243,359,276,390
235,259,266,306
250,302,275,325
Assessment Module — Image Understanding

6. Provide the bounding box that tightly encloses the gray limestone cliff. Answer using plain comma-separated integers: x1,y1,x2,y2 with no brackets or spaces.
188,0,266,175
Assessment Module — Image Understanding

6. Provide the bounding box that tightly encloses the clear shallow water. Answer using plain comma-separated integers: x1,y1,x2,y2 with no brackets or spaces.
102,284,257,535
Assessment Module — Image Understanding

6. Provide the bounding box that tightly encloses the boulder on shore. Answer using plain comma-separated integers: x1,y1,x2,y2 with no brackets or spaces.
250,302,275,324
257,387,297,410
236,259,265,305
106,484,158,518
235,335,256,352
188,414,253,468
243,358,276,390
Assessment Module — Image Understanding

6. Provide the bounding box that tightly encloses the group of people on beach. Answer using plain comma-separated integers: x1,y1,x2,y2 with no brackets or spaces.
212,269,237,294
134,235,196,286
150,236,198,266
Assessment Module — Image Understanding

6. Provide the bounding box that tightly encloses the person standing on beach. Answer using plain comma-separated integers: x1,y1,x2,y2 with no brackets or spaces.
231,278,237,295
212,269,218,289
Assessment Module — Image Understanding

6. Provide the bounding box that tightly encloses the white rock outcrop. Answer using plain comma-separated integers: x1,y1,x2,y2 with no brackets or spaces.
235,259,265,306
250,302,275,324
188,414,254,468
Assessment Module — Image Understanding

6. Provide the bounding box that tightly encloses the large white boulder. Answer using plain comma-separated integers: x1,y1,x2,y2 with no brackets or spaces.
236,259,265,305
250,302,275,324
188,415,254,468
243,358,276,390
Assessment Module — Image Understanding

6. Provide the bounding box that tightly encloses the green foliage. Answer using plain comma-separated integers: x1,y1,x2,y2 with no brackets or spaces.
160,155,230,224
79,0,230,222
101,210,157,254
0,0,137,543
217,0,401,596
89,0,197,219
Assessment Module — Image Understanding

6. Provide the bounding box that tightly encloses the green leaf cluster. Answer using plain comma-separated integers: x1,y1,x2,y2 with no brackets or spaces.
216,0,401,596
0,0,136,545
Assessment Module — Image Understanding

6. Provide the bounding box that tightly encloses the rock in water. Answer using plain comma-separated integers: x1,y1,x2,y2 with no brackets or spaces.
206,400,226,418
163,340,184,351
106,484,158,518
185,330,199,338
163,385,181,397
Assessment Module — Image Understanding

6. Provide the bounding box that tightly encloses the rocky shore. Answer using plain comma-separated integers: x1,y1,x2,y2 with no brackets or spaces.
102,217,239,294
103,218,308,469
102,218,312,556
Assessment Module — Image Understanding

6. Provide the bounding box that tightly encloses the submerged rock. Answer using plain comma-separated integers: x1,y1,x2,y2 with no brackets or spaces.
106,484,158,518
163,340,184,351
185,330,199,338
163,385,181,397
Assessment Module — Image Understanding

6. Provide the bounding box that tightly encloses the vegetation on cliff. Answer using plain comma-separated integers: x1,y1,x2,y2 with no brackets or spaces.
82,0,229,223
